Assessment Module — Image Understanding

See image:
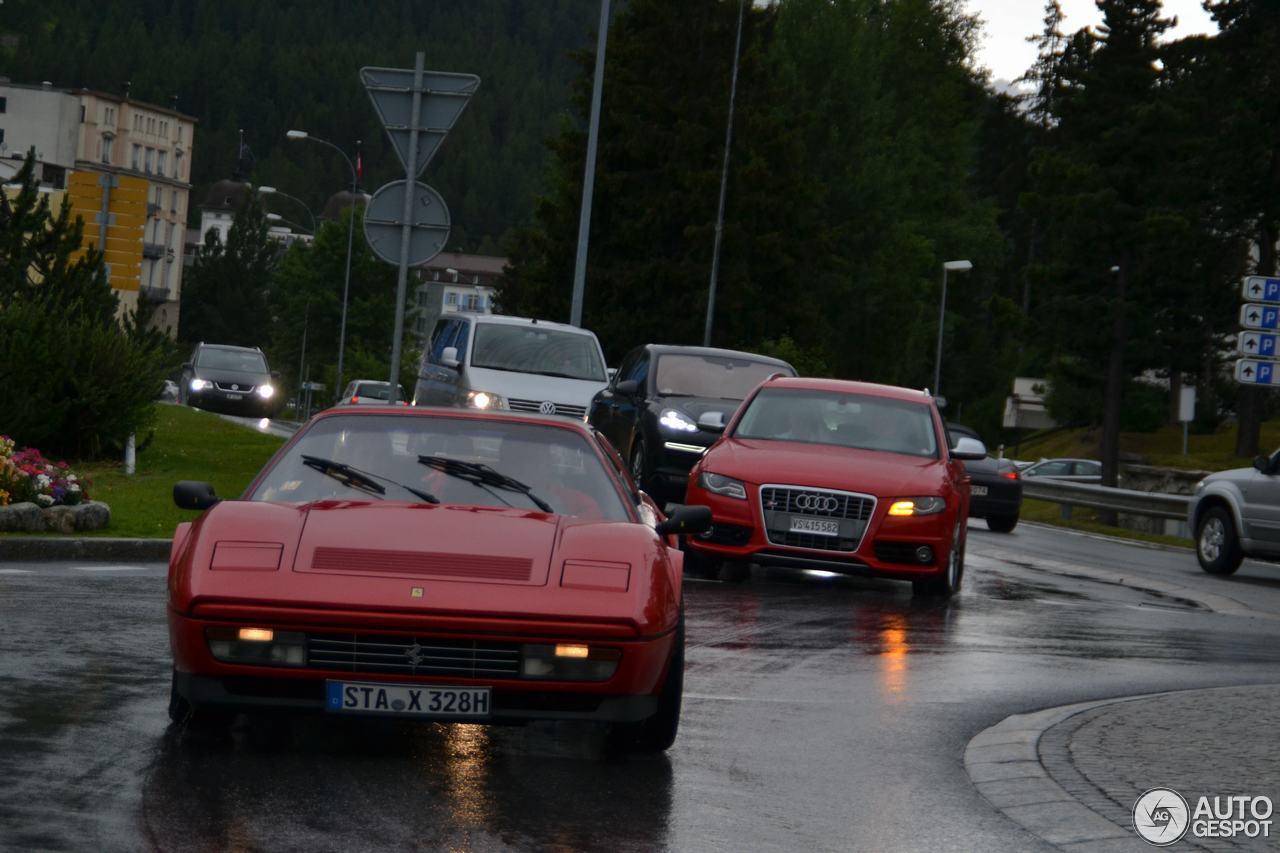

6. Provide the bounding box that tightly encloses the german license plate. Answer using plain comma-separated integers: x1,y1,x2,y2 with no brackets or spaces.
971,485,989,497
224,393,243,400
325,680,491,718
790,517,839,536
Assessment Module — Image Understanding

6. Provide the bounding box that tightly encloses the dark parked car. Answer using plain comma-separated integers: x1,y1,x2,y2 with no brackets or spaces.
588,345,795,496
180,343,280,417
947,423,1022,532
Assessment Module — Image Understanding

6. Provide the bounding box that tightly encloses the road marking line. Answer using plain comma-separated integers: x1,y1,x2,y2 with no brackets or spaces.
71,565,151,572
0,569,33,574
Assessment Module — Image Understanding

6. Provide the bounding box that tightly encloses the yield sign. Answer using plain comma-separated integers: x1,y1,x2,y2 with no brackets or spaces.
360,66,480,177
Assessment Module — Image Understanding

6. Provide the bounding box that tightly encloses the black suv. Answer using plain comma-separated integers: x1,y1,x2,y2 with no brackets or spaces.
180,343,280,417
588,344,795,497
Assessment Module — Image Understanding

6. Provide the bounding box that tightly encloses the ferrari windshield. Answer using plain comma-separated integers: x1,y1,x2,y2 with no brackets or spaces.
250,414,631,520
470,324,607,382
733,388,940,458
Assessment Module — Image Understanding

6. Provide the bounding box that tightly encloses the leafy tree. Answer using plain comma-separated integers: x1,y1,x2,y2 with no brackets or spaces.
0,152,171,458
501,0,824,362
178,191,277,347
1022,0,1174,489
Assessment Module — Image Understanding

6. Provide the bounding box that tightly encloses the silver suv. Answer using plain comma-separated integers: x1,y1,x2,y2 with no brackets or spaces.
1189,451,1280,574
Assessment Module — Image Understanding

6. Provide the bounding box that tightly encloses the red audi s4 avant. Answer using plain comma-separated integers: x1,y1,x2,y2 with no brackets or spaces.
684,377,985,595
168,406,709,752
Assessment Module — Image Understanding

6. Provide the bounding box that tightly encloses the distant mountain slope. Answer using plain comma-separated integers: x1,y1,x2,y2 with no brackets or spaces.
0,0,599,251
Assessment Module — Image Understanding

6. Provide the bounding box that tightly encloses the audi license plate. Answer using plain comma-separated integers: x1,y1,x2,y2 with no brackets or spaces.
790,517,840,536
224,393,243,400
971,485,989,497
325,680,491,718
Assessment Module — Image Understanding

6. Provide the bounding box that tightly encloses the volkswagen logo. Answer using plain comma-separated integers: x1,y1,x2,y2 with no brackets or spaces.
795,493,840,512
231,384,240,391
539,401,557,415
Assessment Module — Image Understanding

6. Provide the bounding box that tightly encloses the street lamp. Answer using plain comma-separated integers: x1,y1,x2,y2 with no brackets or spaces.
286,129,360,400
258,185,316,233
933,259,973,398
265,212,310,234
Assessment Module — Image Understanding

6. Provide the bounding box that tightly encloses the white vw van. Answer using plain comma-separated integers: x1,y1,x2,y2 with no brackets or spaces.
413,313,610,419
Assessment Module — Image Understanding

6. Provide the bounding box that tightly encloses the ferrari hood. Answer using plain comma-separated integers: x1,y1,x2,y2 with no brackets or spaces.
294,502,559,586
704,437,947,496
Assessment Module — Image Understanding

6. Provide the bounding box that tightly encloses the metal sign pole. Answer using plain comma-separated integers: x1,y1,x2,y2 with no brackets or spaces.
570,0,610,328
389,52,426,392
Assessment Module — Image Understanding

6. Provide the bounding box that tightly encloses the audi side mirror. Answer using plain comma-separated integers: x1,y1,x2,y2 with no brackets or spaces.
656,504,712,537
174,480,220,511
615,379,639,396
950,436,987,461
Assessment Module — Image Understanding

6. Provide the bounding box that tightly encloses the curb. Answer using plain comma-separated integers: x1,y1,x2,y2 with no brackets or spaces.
964,686,1279,851
0,537,172,562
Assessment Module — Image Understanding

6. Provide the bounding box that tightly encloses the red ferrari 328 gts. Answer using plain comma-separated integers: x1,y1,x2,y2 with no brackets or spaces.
167,407,709,752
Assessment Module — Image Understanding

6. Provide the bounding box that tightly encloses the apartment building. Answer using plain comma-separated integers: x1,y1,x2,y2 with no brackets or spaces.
75,88,197,336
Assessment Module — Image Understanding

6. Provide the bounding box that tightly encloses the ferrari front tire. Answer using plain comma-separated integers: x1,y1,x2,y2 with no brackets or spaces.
168,670,233,731
611,616,684,753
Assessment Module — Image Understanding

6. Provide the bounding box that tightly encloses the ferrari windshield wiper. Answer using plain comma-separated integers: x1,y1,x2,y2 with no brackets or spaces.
301,455,440,504
416,455,555,513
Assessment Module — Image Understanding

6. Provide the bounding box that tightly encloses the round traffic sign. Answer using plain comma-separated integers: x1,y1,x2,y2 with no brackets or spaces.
362,180,451,267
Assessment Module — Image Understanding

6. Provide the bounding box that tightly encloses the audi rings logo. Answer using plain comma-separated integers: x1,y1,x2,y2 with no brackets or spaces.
1134,788,1190,846
539,401,557,415
795,493,840,512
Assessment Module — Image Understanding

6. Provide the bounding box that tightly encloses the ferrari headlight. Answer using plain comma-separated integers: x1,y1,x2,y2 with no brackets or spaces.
190,378,210,392
699,471,747,500
466,390,506,410
206,626,306,667
659,409,699,433
256,383,275,399
888,496,947,516
520,644,621,681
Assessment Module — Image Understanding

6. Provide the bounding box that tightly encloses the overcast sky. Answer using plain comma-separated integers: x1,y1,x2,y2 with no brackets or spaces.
965,0,1217,83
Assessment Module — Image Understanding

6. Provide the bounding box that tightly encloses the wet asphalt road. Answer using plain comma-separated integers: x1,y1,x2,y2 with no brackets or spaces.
2,523,1280,852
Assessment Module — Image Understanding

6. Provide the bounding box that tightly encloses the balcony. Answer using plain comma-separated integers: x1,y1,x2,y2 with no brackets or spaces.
138,285,170,304
142,242,165,260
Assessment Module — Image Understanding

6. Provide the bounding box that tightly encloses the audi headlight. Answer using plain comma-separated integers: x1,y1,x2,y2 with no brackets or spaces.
256,383,275,399
699,471,747,500
888,496,947,516
659,408,699,433
189,378,210,392
466,390,506,410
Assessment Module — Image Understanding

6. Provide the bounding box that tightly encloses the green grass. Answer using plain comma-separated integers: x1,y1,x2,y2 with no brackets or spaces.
1020,499,1192,548
51,405,284,538
1013,420,1280,472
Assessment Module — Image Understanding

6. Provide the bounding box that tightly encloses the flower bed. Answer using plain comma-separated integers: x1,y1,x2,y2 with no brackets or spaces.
0,435,88,508
0,436,109,532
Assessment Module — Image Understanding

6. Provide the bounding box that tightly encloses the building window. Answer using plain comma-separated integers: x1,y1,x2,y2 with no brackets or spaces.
174,151,183,180
157,150,167,175
101,135,114,164
80,105,85,123
445,292,458,306
0,129,5,146
177,125,183,143
132,144,142,170
170,189,178,213
145,148,155,173
0,97,6,113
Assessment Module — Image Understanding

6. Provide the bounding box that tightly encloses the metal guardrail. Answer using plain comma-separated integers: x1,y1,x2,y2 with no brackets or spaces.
1020,479,1192,521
